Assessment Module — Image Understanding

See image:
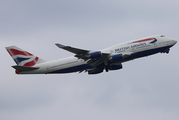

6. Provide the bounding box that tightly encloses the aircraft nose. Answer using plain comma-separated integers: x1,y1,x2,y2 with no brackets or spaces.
173,40,177,45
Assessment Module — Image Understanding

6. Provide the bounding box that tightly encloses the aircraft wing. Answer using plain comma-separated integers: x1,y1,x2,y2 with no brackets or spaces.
56,43,109,58
55,43,132,73
55,43,89,55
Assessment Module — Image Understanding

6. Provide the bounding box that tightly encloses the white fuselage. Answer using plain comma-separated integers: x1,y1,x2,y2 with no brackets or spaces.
20,35,177,74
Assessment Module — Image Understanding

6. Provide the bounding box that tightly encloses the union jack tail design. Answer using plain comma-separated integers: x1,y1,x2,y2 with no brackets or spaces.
5,46,45,67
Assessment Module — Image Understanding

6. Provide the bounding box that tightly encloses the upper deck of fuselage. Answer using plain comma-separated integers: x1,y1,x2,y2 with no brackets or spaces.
101,35,177,53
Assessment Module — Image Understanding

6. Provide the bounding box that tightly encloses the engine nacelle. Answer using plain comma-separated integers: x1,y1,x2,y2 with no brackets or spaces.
89,51,102,59
109,54,123,62
109,63,123,70
88,68,103,75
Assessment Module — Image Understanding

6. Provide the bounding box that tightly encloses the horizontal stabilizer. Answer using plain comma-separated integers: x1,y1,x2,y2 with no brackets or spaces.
12,65,39,72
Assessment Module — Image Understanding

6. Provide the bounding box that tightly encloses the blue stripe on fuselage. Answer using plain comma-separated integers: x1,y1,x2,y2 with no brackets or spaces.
48,63,92,74
48,45,173,74
150,39,157,44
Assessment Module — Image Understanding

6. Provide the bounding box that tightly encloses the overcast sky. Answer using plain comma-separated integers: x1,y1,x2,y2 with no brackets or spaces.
1,0,179,120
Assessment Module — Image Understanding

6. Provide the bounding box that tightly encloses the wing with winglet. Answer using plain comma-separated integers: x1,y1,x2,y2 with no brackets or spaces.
55,43,109,60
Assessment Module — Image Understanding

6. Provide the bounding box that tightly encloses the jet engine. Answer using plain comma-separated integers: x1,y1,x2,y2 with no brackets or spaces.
88,68,103,74
109,54,123,61
109,63,123,70
88,51,102,59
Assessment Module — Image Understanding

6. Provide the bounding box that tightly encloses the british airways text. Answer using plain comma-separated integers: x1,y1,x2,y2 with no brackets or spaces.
115,43,146,52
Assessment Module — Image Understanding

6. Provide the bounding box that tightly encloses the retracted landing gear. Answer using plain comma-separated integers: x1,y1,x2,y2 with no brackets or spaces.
161,48,170,54
104,60,109,72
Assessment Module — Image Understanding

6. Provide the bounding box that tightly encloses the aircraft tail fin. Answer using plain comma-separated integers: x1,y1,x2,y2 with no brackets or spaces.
5,46,45,67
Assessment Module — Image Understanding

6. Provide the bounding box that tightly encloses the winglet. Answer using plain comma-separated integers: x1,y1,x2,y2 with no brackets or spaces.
55,43,66,48
55,43,89,55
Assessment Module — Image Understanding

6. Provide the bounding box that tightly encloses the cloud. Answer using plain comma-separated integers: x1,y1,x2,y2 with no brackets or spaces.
1,0,179,120
1,0,178,37
0,76,55,111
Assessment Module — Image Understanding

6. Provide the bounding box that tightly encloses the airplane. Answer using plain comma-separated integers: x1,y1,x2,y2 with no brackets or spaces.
5,35,177,75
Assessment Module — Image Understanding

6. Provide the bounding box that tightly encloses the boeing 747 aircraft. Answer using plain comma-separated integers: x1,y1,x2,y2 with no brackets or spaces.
6,35,177,75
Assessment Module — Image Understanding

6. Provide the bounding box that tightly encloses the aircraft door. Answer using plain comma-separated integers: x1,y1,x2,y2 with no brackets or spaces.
153,43,157,48
132,46,135,52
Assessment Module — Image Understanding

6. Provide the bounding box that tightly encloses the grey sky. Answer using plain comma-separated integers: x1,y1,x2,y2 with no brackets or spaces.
1,0,179,120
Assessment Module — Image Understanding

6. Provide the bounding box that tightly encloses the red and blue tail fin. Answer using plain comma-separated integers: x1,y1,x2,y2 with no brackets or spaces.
5,46,45,68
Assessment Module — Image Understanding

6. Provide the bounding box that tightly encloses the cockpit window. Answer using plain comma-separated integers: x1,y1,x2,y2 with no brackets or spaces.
161,35,165,37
